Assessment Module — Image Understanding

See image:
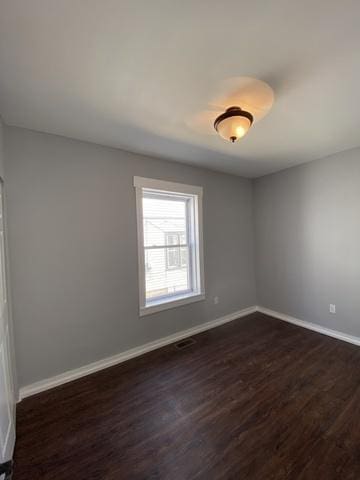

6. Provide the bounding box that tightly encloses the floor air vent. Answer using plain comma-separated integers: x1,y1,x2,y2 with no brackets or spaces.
174,338,196,350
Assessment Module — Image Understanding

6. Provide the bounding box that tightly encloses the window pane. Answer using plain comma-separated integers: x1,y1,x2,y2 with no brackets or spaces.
180,246,187,267
166,246,180,269
143,195,187,247
145,246,189,300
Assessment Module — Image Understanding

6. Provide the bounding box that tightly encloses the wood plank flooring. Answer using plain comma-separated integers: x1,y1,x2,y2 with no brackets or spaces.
14,312,360,479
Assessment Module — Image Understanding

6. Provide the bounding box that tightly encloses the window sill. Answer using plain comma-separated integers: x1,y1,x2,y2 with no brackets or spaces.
140,292,205,317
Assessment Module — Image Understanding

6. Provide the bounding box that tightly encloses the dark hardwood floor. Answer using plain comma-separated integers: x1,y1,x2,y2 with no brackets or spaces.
14,312,360,479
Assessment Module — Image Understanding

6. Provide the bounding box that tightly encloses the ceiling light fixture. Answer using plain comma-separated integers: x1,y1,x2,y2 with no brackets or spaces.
214,106,253,143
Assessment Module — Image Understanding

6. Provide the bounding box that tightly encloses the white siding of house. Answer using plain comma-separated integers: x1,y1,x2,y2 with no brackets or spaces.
144,220,188,298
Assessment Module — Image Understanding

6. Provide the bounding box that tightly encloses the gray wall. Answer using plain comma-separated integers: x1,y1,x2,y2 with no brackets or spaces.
4,126,256,387
0,117,5,178
254,147,360,337
1,116,18,398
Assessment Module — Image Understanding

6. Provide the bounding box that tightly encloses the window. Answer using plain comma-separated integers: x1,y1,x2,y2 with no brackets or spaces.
134,177,205,316
165,233,187,270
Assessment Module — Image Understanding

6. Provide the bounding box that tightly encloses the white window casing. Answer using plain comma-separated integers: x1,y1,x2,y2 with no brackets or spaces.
134,177,205,316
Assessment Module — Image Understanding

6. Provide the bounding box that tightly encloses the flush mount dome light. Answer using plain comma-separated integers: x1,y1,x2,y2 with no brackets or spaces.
214,106,253,143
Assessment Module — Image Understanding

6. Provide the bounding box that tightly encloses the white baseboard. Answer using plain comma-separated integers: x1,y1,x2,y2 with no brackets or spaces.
19,305,257,401
257,306,360,347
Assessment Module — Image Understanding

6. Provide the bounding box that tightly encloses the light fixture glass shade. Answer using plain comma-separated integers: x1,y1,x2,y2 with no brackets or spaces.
214,107,253,143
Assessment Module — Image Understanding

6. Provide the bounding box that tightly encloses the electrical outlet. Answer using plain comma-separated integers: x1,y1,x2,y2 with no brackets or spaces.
214,296,219,305
329,304,336,314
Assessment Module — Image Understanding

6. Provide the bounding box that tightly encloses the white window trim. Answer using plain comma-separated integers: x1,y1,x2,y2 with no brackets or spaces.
134,176,205,317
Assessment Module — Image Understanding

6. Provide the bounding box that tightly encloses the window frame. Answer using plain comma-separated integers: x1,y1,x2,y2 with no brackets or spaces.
134,176,205,316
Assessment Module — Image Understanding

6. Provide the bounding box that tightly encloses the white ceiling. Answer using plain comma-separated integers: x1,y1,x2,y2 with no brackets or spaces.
1,0,360,178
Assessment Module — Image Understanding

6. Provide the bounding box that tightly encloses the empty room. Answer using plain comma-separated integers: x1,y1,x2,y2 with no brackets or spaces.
0,1,360,479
